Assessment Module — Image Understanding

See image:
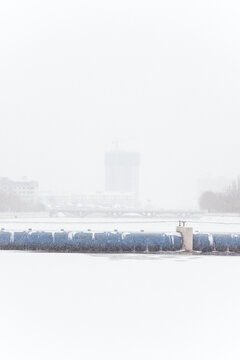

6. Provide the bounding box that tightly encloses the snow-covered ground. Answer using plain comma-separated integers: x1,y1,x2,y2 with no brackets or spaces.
0,215,240,360
0,252,239,360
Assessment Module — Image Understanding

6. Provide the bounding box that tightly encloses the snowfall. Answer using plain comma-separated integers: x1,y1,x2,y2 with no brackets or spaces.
0,215,240,360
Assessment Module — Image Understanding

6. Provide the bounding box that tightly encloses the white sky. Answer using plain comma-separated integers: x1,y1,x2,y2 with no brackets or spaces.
1,0,240,209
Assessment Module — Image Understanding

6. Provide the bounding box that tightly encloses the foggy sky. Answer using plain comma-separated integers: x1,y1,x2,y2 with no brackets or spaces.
1,0,240,209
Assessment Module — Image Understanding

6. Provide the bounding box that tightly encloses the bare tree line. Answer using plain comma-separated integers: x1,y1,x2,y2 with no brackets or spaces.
199,178,240,213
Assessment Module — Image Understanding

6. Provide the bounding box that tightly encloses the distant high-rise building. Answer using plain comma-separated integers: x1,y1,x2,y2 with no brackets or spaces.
105,151,140,198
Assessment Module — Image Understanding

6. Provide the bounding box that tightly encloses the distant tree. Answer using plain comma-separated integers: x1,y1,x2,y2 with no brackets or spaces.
199,191,223,212
199,177,240,213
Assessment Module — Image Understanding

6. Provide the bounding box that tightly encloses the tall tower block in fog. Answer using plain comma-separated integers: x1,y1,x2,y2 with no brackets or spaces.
105,151,140,199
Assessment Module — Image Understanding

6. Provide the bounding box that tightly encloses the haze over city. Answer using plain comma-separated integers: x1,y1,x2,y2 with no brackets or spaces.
2,2,240,360
1,0,240,209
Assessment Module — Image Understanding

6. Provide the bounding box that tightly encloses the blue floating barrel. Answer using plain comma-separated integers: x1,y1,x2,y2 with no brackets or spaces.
71,232,93,251
13,232,29,249
38,232,53,248
147,233,173,252
213,233,230,252
93,232,107,252
132,233,147,252
121,233,135,252
193,233,201,251
162,234,174,251
0,231,11,248
27,232,53,250
147,233,162,252
106,232,122,252
27,231,39,249
171,233,183,250
229,234,240,252
193,233,213,252
53,232,69,250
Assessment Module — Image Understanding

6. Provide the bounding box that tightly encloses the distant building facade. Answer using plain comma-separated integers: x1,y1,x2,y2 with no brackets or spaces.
0,177,39,202
78,192,136,208
40,191,136,209
105,151,140,203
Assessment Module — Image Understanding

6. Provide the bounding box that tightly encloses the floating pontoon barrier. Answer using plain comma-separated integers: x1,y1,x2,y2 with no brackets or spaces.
193,233,240,253
0,230,182,253
1,227,240,253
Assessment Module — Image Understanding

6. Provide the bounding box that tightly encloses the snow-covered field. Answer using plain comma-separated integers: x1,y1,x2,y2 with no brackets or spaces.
0,215,240,360
0,252,240,360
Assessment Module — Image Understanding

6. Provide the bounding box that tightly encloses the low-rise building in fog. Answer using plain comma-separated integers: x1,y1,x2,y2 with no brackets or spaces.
40,191,136,209
0,177,39,203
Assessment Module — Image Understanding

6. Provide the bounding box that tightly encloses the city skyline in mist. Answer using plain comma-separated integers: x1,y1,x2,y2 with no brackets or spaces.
1,0,240,209
1,149,237,210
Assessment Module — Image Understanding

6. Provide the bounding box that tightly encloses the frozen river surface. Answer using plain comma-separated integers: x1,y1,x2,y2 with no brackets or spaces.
2,214,240,232
0,215,240,359
0,252,240,360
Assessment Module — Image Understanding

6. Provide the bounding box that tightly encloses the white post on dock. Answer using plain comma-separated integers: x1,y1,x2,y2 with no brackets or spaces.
176,221,193,252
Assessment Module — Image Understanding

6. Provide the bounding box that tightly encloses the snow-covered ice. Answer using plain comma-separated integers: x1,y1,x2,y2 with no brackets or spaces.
0,251,239,360
1,214,240,232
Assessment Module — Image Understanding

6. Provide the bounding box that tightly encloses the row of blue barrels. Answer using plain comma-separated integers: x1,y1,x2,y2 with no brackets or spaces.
0,231,182,252
193,233,240,252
